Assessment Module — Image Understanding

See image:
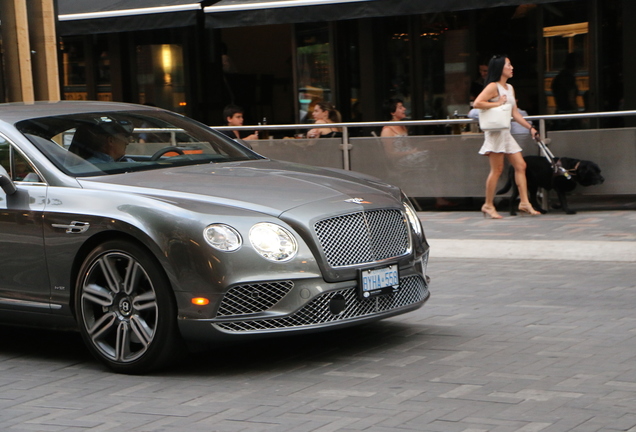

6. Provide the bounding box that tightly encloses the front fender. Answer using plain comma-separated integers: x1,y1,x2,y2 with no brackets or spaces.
43,186,322,318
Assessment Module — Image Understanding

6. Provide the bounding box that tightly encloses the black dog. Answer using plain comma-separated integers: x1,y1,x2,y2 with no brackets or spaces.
497,156,604,215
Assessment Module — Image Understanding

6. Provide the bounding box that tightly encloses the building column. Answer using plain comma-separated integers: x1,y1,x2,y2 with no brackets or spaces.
623,0,636,114
29,0,60,101
0,0,34,102
0,0,59,103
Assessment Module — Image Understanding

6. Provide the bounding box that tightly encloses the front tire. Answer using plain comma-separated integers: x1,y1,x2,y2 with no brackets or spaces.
75,240,183,374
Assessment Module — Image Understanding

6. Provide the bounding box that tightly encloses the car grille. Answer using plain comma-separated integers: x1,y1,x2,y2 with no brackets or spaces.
215,275,426,333
314,209,410,267
217,281,294,316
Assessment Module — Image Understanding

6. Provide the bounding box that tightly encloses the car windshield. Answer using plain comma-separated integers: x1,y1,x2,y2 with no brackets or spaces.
16,109,262,177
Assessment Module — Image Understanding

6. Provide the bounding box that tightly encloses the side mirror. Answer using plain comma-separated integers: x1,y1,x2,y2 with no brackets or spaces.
0,173,17,195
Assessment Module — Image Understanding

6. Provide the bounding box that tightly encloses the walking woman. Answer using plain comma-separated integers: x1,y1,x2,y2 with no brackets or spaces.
474,55,540,219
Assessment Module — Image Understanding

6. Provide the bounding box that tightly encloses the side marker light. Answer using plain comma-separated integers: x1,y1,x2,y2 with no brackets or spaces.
192,297,210,306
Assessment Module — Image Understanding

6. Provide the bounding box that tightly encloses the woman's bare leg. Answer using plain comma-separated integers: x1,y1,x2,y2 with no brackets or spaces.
506,152,530,204
507,152,539,214
484,153,505,207
482,153,505,218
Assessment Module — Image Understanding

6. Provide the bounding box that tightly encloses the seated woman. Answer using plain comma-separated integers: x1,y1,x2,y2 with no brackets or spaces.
307,102,342,138
380,98,428,168
381,98,408,138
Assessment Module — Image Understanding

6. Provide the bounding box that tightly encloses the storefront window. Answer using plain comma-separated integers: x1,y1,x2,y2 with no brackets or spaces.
379,14,473,126
61,36,112,101
96,38,112,101
136,44,186,114
543,2,589,116
415,13,471,132
61,37,87,100
544,22,588,115
385,17,412,117
419,18,446,123
296,23,333,123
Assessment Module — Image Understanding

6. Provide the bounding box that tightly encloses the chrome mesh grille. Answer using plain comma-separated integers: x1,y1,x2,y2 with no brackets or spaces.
314,209,410,267
215,275,426,333
217,281,294,316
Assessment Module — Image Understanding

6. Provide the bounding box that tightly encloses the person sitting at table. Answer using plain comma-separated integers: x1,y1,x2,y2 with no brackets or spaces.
307,102,342,138
220,105,259,142
379,98,427,167
380,98,408,138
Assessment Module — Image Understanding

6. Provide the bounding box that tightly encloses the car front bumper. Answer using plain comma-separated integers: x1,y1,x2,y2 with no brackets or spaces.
176,262,430,343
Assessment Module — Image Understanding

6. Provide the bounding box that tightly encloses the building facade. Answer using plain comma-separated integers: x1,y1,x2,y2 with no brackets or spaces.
2,0,634,132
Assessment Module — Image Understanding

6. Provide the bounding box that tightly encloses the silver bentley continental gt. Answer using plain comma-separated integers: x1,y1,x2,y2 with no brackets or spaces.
0,101,430,373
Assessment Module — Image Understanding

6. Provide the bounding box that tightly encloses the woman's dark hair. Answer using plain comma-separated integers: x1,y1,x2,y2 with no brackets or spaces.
316,101,341,123
485,55,507,86
382,98,404,120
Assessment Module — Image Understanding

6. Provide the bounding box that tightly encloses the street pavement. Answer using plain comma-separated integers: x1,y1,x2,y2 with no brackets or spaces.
424,210,636,262
1,209,636,431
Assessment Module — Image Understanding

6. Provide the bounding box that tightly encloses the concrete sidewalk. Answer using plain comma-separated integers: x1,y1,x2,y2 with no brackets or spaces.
419,210,636,262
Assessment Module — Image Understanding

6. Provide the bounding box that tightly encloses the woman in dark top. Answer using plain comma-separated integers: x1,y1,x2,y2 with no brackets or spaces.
307,102,342,138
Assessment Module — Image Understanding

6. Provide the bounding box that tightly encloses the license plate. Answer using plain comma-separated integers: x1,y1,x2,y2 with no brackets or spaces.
359,265,400,299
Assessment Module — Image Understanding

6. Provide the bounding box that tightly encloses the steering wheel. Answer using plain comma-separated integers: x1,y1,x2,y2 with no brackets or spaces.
150,146,186,161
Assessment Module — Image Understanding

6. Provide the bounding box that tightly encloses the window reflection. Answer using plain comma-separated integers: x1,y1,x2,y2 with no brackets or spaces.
544,22,589,115
296,23,333,123
136,44,186,114
61,36,112,101
61,37,87,100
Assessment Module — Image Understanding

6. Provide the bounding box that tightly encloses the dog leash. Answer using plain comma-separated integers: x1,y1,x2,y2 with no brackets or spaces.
534,137,572,179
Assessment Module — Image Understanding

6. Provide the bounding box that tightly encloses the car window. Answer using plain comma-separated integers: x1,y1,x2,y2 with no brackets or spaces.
16,110,263,177
0,136,42,182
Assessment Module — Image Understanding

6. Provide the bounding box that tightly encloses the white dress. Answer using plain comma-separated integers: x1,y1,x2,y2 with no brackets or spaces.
478,83,523,155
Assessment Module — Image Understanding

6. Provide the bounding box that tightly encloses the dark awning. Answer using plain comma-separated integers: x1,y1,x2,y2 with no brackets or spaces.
56,0,203,35
56,0,574,34
204,0,570,28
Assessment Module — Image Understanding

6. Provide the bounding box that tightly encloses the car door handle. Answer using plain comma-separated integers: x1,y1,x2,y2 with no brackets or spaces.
51,221,90,234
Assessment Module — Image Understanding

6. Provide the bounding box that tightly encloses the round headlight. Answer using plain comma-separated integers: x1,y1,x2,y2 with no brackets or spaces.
203,224,242,252
249,223,298,262
403,200,423,239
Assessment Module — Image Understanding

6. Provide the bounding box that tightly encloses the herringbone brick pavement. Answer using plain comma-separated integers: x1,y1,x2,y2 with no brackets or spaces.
1,210,635,431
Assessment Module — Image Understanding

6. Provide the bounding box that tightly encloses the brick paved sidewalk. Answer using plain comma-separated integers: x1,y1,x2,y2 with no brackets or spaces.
2,258,636,432
1,209,635,432
419,210,636,261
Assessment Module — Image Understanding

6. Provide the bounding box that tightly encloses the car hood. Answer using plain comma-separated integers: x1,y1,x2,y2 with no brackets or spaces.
77,159,401,217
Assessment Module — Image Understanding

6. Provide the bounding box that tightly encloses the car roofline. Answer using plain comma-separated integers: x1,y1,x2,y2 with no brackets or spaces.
0,101,161,124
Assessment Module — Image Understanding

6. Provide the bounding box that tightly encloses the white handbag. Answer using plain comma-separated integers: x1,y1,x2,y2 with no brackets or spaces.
478,103,512,131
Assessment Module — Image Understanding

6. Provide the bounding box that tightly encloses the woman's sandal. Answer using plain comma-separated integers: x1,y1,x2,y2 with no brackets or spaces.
481,204,503,219
518,203,540,216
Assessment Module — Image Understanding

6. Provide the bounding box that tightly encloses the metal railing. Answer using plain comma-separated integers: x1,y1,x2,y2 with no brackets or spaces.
214,110,636,169
213,110,636,198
